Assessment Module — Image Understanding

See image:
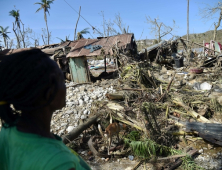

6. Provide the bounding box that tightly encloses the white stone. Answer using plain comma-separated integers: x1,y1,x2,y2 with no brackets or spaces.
98,93,103,98
92,96,98,100
66,110,73,114
200,82,212,90
81,115,86,119
75,115,79,119
57,129,65,136
83,110,88,115
199,149,203,153
73,109,78,114
74,100,79,105
84,96,90,102
79,99,84,106
66,102,75,107
81,151,86,155
61,123,67,126
66,126,75,133
88,111,91,115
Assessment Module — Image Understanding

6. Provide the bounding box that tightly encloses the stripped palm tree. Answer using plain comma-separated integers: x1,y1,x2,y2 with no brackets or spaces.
0,26,10,48
9,9,22,48
56,35,70,43
77,28,90,40
35,0,54,45
9,10,20,29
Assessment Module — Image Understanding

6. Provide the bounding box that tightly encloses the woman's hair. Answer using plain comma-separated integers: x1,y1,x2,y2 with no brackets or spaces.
0,49,58,127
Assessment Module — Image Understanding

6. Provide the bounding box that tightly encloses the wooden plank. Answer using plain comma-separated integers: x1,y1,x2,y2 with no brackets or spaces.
69,58,79,83
76,57,87,83
69,57,90,83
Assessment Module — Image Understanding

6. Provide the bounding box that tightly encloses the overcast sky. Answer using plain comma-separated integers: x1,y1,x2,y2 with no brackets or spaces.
0,0,221,47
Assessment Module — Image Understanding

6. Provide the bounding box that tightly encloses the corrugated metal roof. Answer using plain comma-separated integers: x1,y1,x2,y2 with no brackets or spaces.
146,40,167,52
66,34,134,58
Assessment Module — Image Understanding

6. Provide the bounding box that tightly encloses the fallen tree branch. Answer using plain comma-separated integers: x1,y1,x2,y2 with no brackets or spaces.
105,93,125,100
66,82,92,88
172,97,211,123
62,114,100,144
88,136,110,158
164,149,198,170
114,116,144,131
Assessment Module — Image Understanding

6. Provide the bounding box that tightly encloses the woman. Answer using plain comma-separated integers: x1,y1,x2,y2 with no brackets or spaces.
0,49,91,170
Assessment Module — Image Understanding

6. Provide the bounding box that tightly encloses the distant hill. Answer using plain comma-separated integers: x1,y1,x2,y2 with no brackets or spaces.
136,29,222,51
181,29,222,44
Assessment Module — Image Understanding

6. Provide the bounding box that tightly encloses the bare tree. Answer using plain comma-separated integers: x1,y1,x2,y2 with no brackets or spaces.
30,31,40,47
114,13,129,34
100,11,117,37
145,16,174,42
8,39,15,49
114,12,124,33
41,28,51,45
199,1,222,41
12,23,20,48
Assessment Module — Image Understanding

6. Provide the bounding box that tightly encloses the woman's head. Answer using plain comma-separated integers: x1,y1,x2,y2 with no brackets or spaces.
0,49,66,127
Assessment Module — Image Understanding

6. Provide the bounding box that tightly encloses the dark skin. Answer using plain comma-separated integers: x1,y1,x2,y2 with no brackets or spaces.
16,61,76,170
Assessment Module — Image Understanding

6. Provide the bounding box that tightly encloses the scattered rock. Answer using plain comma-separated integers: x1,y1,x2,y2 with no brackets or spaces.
128,155,134,161
66,126,75,133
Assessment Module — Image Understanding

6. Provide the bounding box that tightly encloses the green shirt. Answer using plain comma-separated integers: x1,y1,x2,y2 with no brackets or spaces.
0,126,91,170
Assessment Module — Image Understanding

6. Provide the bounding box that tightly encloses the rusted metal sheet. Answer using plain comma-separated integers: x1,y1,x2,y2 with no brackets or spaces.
66,34,134,58
69,57,91,83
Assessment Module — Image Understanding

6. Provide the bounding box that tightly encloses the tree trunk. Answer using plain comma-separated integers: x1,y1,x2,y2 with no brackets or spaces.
13,23,20,49
19,20,25,48
62,115,99,144
213,10,222,41
74,6,81,41
158,26,161,42
44,11,50,45
158,23,162,43
187,0,189,42
4,37,6,49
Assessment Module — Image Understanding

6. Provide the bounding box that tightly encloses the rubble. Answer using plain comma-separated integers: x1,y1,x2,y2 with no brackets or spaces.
2,35,222,169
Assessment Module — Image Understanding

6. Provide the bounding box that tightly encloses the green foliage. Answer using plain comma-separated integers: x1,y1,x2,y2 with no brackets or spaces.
127,131,141,141
35,0,55,14
77,28,90,40
181,156,205,170
124,138,180,159
9,10,20,26
0,26,10,39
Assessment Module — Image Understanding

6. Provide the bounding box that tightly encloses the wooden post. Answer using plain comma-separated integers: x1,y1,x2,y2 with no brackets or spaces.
104,55,106,73
187,0,189,44
203,40,205,56
74,6,81,41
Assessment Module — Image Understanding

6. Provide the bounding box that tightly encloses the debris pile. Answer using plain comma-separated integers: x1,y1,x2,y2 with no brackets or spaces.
59,36,222,170
2,35,222,169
